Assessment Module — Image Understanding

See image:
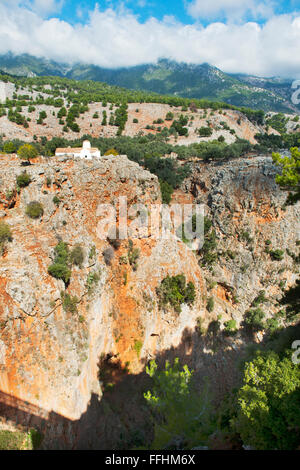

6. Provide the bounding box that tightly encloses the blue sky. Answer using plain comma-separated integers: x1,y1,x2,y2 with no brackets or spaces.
59,0,298,24
0,1,300,77
60,1,194,25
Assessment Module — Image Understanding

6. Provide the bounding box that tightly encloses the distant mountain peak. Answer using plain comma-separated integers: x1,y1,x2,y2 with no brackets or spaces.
0,53,297,112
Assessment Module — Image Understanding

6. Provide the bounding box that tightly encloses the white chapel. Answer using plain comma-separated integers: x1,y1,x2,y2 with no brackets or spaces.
55,140,101,160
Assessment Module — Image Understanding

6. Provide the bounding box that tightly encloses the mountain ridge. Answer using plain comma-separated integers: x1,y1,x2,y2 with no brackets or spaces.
0,53,298,113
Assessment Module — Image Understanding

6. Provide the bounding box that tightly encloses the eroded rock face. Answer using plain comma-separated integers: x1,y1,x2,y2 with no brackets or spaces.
182,156,299,326
0,153,299,448
0,154,205,442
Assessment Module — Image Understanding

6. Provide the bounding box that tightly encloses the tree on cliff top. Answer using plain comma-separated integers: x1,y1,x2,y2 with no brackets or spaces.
17,144,38,162
272,147,300,204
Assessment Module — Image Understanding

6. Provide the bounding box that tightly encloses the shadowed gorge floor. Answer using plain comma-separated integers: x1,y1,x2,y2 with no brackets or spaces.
1,321,299,449
0,325,247,449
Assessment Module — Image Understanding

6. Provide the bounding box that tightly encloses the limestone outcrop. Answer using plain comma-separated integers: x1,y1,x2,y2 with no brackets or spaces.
183,156,299,328
0,153,298,448
0,154,204,433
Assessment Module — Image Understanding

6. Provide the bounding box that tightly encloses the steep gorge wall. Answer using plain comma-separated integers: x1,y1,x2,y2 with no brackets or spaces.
0,153,299,448
0,154,205,447
183,156,299,324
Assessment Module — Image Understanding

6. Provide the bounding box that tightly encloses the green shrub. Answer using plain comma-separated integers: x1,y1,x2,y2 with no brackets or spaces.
53,241,69,264
198,126,213,137
52,195,61,206
70,245,85,267
25,201,44,219
171,115,189,136
157,274,196,314
207,280,217,290
39,110,47,120
198,220,218,266
48,241,71,284
270,249,284,261
0,221,12,244
180,214,214,252
3,141,16,154
86,271,100,291
185,281,196,305
16,172,31,187
134,340,143,358
127,240,140,271
102,111,107,125
266,113,288,134
0,221,12,254
160,180,174,204
61,292,78,313
206,296,215,313
57,107,67,118
251,290,267,307
265,317,280,334
224,319,238,335
165,111,174,121
244,308,266,331
48,263,71,284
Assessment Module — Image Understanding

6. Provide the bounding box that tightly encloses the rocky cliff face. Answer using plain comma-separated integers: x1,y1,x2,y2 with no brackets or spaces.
183,156,299,326
0,154,205,447
0,153,299,448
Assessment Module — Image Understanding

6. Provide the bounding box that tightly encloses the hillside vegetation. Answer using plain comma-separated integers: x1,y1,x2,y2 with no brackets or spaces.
0,73,299,153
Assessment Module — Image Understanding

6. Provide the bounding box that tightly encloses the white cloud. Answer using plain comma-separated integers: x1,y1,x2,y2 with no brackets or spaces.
0,3,300,78
186,0,274,21
1,0,64,16
30,0,64,16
